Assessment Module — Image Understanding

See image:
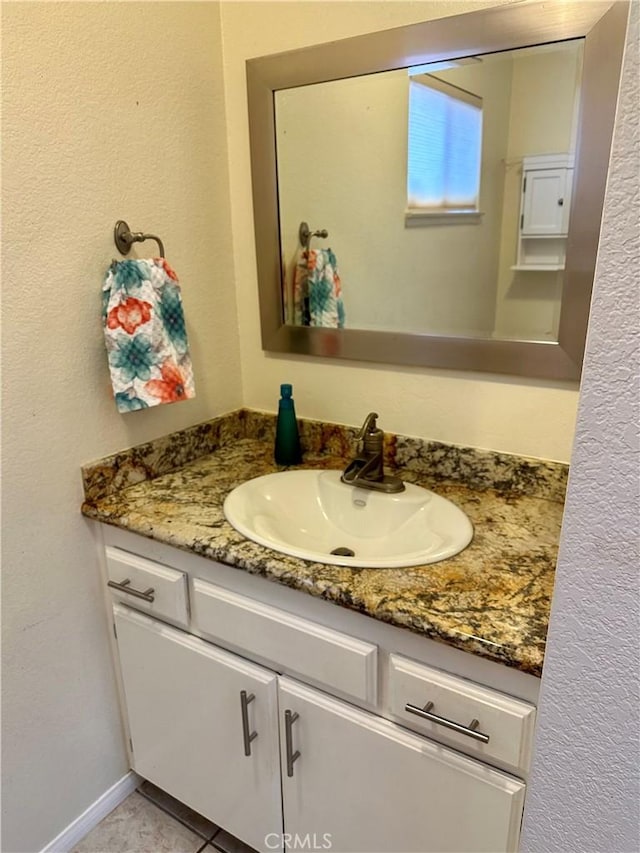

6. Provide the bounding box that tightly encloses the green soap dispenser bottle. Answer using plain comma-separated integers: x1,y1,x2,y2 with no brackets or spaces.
275,384,302,466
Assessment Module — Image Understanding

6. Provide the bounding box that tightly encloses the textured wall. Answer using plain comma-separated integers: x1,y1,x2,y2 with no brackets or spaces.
1,3,239,851
219,0,580,461
521,5,639,851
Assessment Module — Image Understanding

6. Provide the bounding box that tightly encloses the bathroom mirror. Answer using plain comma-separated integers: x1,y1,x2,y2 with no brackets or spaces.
247,1,628,380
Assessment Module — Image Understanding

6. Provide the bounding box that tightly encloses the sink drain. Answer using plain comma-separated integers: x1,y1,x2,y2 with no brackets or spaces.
330,546,355,557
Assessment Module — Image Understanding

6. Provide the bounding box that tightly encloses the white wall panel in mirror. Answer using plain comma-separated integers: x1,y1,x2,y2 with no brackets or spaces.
275,40,582,343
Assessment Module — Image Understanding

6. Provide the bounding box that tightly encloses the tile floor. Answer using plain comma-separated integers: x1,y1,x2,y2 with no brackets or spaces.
71,781,257,853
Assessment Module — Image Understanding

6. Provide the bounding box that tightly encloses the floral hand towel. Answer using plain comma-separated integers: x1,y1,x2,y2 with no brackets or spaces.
293,247,345,329
103,259,195,413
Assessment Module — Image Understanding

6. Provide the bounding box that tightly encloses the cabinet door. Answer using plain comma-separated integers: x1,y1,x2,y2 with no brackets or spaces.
279,677,525,853
522,168,568,235
114,605,282,853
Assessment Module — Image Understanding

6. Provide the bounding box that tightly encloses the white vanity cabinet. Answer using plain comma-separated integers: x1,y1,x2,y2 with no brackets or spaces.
113,605,283,853
102,535,536,853
279,677,524,853
512,153,574,271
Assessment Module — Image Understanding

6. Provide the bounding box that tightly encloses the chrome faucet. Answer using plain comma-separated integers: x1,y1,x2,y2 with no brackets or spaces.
341,413,405,493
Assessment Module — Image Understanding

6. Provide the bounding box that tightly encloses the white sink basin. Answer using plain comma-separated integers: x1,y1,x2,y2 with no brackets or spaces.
223,470,473,568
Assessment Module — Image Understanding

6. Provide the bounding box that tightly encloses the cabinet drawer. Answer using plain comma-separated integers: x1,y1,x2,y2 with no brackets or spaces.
389,654,535,775
106,547,189,628
192,579,377,705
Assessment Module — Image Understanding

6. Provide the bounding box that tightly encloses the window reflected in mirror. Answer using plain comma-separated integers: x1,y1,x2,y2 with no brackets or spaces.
407,68,483,215
275,39,583,343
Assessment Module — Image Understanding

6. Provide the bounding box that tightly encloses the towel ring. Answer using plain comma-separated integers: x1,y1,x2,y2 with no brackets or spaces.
114,220,165,258
299,221,328,251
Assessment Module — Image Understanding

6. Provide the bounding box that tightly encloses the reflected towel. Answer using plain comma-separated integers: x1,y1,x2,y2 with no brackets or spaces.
293,247,345,329
102,258,195,413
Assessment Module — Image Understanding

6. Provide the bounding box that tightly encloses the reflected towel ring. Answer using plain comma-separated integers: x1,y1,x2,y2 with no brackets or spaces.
114,220,165,258
299,221,328,251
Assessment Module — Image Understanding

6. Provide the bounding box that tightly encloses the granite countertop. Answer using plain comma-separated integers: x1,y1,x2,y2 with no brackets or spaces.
81,410,567,677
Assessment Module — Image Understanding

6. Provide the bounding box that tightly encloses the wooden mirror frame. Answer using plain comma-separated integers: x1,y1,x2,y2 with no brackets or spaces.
247,1,628,380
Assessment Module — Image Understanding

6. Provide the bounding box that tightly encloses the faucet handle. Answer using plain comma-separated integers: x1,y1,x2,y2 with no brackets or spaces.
356,412,380,440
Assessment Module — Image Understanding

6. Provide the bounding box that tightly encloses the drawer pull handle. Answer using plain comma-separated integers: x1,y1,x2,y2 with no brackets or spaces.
240,690,258,757
284,710,300,777
107,578,155,603
405,701,490,743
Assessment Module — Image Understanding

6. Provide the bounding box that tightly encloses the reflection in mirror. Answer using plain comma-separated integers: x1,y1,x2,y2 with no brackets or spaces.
276,40,583,343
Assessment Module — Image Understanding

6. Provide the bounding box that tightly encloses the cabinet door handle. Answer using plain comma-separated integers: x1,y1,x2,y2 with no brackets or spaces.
107,578,155,603
284,710,300,777
240,690,258,756
405,701,490,743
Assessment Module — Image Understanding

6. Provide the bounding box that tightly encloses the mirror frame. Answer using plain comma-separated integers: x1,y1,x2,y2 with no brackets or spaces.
247,1,628,380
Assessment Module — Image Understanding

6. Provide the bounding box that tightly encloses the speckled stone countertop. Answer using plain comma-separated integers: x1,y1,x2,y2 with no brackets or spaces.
82,410,567,677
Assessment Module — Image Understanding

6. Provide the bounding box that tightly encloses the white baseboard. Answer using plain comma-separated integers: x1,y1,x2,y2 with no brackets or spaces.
41,771,141,853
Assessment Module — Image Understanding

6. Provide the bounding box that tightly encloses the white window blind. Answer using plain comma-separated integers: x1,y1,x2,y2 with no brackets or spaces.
407,74,483,212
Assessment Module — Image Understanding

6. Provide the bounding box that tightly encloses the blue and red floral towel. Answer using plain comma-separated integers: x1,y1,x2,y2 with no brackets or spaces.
293,247,345,329
102,258,195,413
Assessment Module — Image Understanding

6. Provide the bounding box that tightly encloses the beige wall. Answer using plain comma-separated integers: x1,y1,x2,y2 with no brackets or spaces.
1,3,239,850
220,0,579,461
